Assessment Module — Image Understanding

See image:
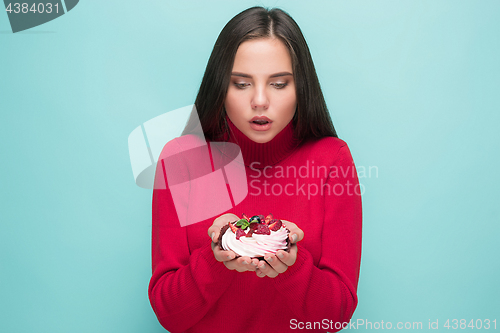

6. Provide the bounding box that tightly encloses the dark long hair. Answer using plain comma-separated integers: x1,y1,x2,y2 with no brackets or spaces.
182,6,337,141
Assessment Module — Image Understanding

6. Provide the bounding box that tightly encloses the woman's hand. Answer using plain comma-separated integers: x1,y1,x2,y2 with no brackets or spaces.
255,220,304,278
208,213,260,272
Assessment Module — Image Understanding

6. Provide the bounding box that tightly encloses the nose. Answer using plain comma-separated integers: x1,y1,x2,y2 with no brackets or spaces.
251,85,269,110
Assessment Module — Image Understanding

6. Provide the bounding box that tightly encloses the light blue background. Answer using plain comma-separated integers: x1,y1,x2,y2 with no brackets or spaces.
1,1,499,332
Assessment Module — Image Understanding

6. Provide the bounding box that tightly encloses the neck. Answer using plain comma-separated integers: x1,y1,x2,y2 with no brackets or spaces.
221,115,301,168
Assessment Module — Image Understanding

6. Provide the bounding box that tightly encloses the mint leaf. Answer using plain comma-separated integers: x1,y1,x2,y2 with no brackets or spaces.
235,219,247,227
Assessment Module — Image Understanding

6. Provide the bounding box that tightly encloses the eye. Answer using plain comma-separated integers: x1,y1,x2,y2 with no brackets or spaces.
272,82,288,89
234,83,250,89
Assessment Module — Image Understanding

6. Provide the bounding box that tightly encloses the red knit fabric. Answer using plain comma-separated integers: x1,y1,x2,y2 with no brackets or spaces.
148,118,362,333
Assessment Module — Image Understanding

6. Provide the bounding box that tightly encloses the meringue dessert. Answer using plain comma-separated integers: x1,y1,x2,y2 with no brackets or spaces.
218,214,290,259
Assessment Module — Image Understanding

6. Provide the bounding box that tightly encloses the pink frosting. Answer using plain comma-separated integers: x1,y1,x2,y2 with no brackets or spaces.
221,226,289,257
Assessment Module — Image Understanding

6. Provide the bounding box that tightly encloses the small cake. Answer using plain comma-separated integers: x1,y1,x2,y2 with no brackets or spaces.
218,214,291,259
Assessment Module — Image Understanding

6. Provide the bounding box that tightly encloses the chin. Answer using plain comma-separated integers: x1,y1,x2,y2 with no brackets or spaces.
249,134,275,144
253,139,271,144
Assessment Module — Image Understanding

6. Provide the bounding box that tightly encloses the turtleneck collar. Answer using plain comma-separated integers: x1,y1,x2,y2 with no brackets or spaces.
220,115,301,169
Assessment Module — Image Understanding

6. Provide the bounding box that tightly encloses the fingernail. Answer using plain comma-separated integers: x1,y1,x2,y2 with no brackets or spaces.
292,234,298,243
227,255,232,260
211,232,215,241
260,263,266,269
242,261,248,265
265,257,273,262
251,262,257,266
278,252,284,259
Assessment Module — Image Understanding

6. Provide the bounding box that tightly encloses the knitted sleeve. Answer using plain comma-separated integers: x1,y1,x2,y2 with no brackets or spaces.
148,142,237,333
271,144,362,331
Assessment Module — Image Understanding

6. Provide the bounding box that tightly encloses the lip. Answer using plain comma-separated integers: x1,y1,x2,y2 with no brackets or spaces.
249,116,272,131
250,116,272,123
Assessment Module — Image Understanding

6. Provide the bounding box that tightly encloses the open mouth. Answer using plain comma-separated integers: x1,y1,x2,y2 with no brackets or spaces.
249,117,272,131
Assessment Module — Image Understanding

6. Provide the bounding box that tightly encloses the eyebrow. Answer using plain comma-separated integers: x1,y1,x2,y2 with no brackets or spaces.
231,71,293,78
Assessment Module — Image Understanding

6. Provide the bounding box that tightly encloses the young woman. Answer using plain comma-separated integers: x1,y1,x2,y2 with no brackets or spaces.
149,6,362,333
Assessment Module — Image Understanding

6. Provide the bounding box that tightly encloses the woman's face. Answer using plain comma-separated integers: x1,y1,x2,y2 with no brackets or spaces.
225,38,297,143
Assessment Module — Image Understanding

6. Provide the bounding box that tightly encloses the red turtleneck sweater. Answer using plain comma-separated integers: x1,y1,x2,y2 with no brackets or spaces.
148,118,362,333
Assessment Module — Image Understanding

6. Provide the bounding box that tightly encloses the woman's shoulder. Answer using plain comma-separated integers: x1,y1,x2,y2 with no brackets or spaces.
293,136,352,165
158,134,207,161
301,135,348,152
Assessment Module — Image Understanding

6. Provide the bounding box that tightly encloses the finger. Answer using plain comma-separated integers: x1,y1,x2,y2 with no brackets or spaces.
238,256,252,265
208,231,217,243
224,256,257,272
281,220,304,244
276,245,298,266
208,225,222,242
225,260,247,273
264,254,288,274
224,260,243,272
255,268,266,278
212,243,236,262
250,258,259,268
238,256,257,272
257,259,278,278
237,256,257,271
208,214,239,241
